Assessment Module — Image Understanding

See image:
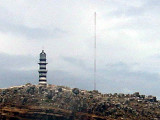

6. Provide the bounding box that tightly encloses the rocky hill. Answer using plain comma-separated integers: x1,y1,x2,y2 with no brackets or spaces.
0,83,160,120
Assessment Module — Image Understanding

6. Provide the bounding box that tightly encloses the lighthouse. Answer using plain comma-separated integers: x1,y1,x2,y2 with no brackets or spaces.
38,50,48,85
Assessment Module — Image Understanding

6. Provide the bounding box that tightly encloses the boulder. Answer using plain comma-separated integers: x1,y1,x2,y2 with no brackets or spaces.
133,92,140,97
72,88,79,95
58,87,63,92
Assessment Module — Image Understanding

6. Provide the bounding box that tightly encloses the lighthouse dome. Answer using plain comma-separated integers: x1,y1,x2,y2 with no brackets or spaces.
40,50,46,59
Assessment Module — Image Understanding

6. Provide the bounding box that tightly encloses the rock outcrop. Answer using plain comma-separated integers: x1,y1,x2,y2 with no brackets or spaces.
0,84,160,120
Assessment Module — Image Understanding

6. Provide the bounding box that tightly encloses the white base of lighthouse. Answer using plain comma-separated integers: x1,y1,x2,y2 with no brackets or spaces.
39,77,47,85
39,81,47,85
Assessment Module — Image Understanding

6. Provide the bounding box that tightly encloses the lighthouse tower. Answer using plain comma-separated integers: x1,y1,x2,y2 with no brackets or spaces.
38,50,48,85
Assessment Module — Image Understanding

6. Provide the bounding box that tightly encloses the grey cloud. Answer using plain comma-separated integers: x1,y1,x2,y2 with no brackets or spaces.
104,62,159,82
62,56,87,69
48,70,93,90
0,22,67,39
0,69,37,88
107,0,160,31
144,0,160,7
109,0,160,18
110,6,145,17
106,62,129,71
0,53,36,70
0,5,67,39
97,62,160,97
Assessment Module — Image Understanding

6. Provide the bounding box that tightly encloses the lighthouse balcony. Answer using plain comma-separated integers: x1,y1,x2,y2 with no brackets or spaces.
39,81,47,85
39,67,46,70
38,70,47,73
39,61,47,63
39,58,46,61
39,64,46,67
39,66,46,69
39,73,46,77
39,77,47,82
38,62,48,65
39,75,46,78
39,77,46,80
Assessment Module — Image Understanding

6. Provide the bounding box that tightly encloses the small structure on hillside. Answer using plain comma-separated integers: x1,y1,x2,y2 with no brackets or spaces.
38,50,48,85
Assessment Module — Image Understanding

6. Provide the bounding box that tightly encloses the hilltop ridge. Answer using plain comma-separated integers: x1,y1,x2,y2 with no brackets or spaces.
0,83,160,120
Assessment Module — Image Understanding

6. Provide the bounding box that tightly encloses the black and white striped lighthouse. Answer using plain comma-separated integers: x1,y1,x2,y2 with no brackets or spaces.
38,50,48,85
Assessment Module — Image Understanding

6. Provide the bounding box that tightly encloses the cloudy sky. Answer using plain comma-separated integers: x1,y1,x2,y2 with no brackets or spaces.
0,0,160,98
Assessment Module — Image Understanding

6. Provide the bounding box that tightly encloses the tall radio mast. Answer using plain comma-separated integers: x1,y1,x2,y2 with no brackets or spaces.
94,12,97,90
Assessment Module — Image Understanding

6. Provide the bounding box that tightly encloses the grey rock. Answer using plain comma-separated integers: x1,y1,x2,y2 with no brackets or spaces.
72,88,79,95
58,87,63,92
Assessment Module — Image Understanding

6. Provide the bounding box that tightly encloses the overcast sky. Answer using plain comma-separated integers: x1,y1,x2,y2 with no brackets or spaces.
0,0,160,98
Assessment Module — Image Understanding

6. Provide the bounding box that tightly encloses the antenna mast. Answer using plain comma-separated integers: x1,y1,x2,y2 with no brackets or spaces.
94,12,96,90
